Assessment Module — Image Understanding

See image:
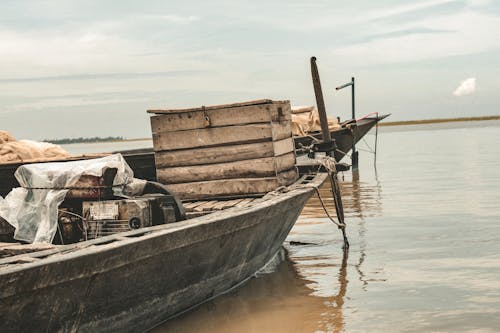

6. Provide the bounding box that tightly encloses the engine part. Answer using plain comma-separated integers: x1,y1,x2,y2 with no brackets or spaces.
82,194,183,240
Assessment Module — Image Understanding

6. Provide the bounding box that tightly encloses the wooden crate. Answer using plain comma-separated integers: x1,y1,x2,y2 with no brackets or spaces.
148,99,298,199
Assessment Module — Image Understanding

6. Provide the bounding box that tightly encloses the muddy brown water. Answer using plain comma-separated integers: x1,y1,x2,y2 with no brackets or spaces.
65,121,500,332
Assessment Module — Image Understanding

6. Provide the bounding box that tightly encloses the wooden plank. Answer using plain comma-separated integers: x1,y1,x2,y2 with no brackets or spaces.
0,243,56,257
166,178,282,200
183,202,202,210
277,168,299,186
193,201,219,212
220,199,244,209
153,124,273,151
273,137,295,157
165,168,298,200
211,199,243,210
156,153,296,184
201,201,222,212
274,152,296,173
147,99,274,114
235,198,254,207
154,141,275,168
182,201,206,212
271,121,292,141
150,104,290,132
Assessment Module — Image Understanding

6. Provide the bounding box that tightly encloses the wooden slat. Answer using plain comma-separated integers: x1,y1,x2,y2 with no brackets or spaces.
277,167,299,186
271,121,292,141
147,99,273,114
150,103,291,132
221,199,244,209
154,141,275,168
166,178,281,200
154,138,294,168
211,199,244,210
201,201,222,211
235,198,254,207
156,153,296,184
273,137,295,157
274,152,296,173
183,202,202,209
165,168,298,200
153,124,273,151
193,201,219,212
182,201,206,212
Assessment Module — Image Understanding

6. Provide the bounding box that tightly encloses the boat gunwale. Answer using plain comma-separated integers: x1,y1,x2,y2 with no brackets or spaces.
0,173,327,276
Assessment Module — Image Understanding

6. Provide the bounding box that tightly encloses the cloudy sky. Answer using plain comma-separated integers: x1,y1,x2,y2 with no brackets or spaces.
1,0,499,140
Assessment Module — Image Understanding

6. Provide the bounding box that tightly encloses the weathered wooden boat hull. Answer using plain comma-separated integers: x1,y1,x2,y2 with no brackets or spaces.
0,173,326,332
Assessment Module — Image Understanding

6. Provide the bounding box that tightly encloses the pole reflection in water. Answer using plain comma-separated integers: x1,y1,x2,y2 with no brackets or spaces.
154,173,383,333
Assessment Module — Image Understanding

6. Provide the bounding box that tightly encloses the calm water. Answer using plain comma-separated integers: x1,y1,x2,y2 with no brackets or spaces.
65,121,500,332
154,121,500,333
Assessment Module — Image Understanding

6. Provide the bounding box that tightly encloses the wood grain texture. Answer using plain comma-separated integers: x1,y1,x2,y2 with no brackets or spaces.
147,99,274,114
154,137,295,168
150,103,291,132
272,137,295,157
156,153,296,184
165,178,281,199
164,168,298,199
154,141,275,168
152,124,273,151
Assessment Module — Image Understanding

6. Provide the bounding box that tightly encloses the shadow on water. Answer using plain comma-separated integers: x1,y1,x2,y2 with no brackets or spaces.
153,247,349,333
154,171,383,333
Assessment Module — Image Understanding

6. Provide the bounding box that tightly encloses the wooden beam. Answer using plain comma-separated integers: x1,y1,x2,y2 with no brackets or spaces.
154,138,294,168
164,168,298,200
156,153,296,184
271,121,293,141
152,124,274,151
272,137,295,157
154,141,274,168
147,99,275,114
150,103,291,132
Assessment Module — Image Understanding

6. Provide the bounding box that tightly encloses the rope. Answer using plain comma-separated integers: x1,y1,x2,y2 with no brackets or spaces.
312,186,345,228
24,184,126,190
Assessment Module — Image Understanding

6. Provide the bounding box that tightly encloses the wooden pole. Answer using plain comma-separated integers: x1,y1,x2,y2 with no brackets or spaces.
310,57,332,146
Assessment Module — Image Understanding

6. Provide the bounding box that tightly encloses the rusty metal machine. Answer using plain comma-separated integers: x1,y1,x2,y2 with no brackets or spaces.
55,168,185,244
82,195,180,240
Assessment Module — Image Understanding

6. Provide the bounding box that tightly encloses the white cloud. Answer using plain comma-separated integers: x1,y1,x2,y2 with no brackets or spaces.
453,77,477,96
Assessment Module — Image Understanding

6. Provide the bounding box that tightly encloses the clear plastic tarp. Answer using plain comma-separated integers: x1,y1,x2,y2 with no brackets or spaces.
0,154,145,244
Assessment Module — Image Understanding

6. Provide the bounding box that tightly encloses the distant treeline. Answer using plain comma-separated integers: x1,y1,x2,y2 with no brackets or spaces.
380,115,500,126
44,136,124,144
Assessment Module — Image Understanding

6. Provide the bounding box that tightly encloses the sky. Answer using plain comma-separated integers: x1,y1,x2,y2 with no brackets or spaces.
1,0,499,140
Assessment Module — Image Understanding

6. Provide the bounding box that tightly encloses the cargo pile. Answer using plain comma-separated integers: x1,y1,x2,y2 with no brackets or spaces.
291,106,340,136
0,130,70,163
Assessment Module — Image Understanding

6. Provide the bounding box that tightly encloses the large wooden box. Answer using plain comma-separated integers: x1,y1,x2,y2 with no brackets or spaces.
148,99,298,199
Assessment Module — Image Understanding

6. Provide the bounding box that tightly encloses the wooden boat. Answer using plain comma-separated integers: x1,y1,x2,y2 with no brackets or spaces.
0,171,326,332
0,99,339,332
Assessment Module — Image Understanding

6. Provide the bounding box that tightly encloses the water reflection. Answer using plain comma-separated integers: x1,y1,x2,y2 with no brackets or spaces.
154,248,348,333
300,170,383,220
154,170,385,333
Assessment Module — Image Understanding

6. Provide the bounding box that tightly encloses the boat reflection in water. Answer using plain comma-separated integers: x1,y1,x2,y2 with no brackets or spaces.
155,171,383,333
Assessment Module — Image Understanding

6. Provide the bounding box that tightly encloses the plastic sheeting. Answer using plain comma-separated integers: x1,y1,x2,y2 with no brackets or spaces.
0,154,145,244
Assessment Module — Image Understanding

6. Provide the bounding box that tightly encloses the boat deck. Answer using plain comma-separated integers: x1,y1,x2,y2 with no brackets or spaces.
183,197,262,218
